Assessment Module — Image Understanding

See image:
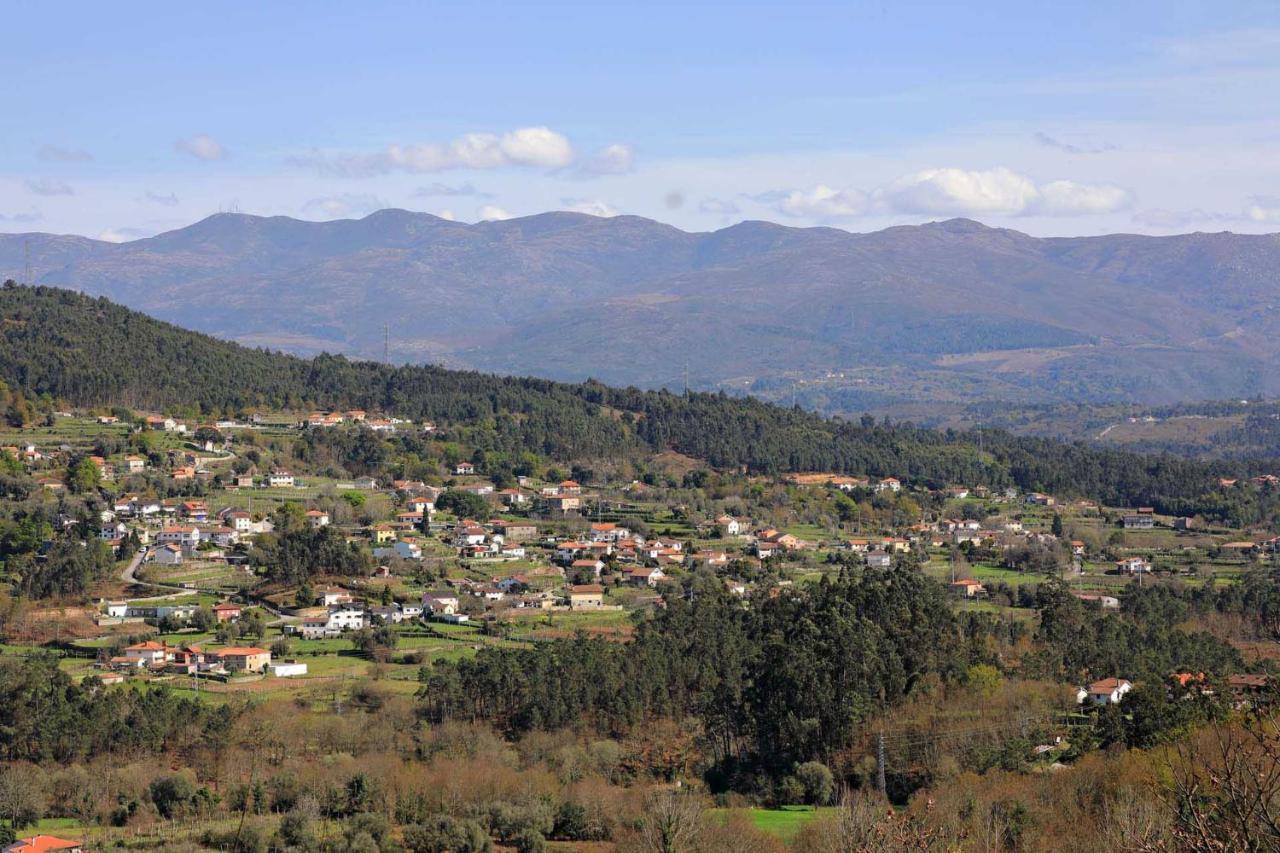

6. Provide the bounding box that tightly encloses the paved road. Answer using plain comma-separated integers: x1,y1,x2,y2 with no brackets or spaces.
119,547,147,585
117,546,291,621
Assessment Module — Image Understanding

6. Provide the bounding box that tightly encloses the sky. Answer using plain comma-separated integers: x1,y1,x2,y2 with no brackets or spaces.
3,1,1280,240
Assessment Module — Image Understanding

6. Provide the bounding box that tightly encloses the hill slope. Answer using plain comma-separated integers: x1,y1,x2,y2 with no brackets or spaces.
3,212,1280,405
0,283,1271,518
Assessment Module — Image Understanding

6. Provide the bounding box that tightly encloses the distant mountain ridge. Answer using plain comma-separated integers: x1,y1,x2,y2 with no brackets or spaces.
3,210,1280,406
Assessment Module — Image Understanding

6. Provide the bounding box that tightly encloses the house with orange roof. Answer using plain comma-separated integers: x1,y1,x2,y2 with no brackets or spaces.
949,578,987,598
212,602,242,623
211,646,271,673
122,641,174,667
4,835,83,852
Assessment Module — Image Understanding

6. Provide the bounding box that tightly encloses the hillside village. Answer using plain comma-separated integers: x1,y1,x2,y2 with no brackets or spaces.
3,407,1277,704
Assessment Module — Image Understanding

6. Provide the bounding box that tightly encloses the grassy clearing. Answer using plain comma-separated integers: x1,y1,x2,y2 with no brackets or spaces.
713,806,835,842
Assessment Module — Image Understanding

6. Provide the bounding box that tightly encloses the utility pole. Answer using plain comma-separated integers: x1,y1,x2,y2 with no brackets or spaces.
876,732,887,795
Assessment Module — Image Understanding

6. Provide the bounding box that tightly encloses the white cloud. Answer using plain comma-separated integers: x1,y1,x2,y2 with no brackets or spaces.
882,167,1040,215
478,205,513,221
301,193,387,219
436,209,457,221
776,185,867,218
143,191,180,207
882,168,1130,217
25,178,73,197
37,144,92,162
175,134,229,162
562,198,619,217
571,143,635,178
1036,180,1132,215
97,226,151,242
297,126,575,177
766,168,1131,221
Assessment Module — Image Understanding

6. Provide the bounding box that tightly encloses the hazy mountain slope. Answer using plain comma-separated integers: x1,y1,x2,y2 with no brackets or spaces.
3,211,1279,404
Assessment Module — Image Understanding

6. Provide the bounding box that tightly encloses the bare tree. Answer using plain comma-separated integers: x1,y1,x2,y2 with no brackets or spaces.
1103,787,1173,851
638,788,705,853
1165,705,1280,851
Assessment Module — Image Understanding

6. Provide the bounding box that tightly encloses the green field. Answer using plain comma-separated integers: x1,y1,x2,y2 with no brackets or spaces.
713,806,836,842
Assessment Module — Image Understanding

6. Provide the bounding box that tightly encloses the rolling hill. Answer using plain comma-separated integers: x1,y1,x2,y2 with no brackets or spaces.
0,283,1271,517
3,211,1280,406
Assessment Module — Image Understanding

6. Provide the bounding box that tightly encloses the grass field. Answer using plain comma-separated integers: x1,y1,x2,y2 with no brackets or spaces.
713,806,835,842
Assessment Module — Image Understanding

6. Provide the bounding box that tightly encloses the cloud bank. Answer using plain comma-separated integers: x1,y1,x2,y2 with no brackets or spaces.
296,127,575,177
769,167,1132,221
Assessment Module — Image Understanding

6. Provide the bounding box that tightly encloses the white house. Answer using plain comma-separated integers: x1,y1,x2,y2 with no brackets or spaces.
627,566,666,587
268,470,295,488
99,522,128,541
1117,557,1151,575
223,510,254,532
716,515,742,536
422,591,460,615
300,605,366,637
1080,677,1132,705
156,526,201,549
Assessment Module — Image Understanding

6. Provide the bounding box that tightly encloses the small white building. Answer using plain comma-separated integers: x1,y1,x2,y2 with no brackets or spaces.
269,661,308,678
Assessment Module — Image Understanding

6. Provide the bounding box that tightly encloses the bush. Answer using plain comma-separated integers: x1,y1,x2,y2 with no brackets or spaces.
277,810,314,848
149,772,198,819
795,761,835,806
514,828,546,853
404,815,492,853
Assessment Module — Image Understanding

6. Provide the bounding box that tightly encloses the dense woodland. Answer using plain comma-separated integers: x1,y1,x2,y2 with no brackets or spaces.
3,283,1280,525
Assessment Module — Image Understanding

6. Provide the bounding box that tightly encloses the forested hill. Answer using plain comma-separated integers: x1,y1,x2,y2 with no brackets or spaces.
0,282,1271,515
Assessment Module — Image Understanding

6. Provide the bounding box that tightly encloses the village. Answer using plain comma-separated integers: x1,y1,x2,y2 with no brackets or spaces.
1,408,1275,717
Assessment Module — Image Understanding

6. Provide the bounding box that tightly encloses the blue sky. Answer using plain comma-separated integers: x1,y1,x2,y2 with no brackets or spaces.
4,1,1280,239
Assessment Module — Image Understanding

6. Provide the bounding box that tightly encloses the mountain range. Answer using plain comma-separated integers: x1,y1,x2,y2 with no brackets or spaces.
3,210,1280,410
